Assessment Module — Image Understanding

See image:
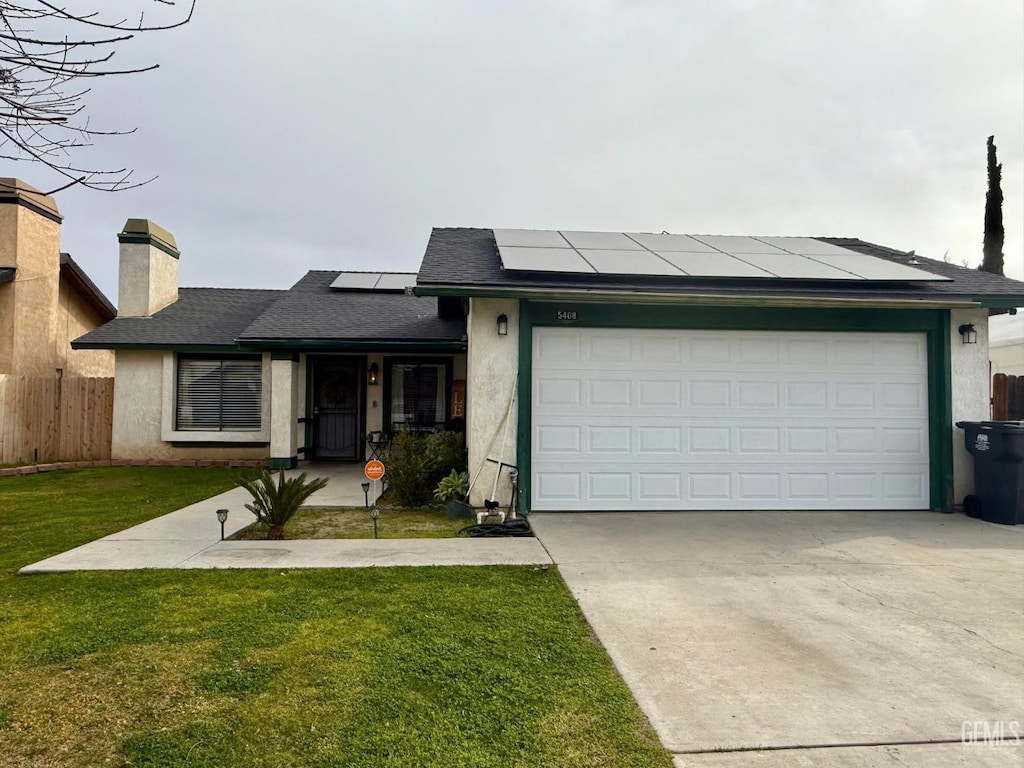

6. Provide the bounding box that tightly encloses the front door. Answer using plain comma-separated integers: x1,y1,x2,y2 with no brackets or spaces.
313,360,362,460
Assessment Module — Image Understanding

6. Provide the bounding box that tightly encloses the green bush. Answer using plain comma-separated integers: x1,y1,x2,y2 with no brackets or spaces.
386,431,467,506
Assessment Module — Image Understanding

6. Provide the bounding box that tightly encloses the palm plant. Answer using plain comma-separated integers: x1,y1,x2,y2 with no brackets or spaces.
237,469,328,540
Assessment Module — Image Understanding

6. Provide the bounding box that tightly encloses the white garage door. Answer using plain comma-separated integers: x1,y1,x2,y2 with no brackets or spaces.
531,327,930,511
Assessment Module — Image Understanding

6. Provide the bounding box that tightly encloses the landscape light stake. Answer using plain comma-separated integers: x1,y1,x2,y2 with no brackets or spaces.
370,506,380,539
361,481,371,508
215,508,229,541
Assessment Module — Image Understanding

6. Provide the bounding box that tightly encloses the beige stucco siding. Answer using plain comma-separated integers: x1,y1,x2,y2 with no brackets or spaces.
465,297,519,506
58,280,114,376
950,307,992,504
7,206,62,376
111,350,270,460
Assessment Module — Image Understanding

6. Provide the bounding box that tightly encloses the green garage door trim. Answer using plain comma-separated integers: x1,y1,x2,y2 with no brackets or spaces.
516,302,954,513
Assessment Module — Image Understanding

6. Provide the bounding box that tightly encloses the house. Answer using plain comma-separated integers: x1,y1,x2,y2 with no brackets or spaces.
415,229,1024,512
990,313,1024,376
0,178,115,377
75,223,1024,512
74,219,465,465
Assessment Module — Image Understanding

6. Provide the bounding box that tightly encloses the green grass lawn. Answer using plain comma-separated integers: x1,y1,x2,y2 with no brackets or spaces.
231,506,470,540
0,468,670,768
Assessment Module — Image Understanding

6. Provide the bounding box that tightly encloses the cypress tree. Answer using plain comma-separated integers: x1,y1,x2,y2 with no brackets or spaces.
982,135,1005,275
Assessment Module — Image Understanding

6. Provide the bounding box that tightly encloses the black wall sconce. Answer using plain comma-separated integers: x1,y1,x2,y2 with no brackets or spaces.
496,313,508,336
958,324,978,344
368,362,379,385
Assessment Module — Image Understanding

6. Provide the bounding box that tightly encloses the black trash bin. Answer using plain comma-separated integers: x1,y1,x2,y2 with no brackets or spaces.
956,421,1024,525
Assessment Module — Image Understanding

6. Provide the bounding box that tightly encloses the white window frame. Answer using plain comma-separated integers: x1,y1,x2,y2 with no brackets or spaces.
161,352,271,443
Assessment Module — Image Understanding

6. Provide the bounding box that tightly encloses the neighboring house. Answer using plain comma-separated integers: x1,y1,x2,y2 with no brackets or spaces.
989,313,1024,376
76,224,1024,513
74,219,465,464
0,178,115,377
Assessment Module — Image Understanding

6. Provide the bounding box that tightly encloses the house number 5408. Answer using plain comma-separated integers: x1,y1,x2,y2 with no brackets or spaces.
556,310,578,322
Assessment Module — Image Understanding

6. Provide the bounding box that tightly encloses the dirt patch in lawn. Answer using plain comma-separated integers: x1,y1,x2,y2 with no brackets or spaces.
229,506,472,540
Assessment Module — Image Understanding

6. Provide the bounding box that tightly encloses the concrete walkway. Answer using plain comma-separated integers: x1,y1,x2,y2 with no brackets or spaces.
19,464,550,573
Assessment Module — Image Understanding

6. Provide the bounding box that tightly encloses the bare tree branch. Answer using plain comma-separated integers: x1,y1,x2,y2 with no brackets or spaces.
0,0,194,193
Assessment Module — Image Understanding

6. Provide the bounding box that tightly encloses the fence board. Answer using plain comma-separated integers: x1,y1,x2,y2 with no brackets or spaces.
0,375,113,464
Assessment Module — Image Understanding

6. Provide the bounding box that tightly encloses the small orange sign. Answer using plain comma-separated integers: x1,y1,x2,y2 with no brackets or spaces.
364,460,385,481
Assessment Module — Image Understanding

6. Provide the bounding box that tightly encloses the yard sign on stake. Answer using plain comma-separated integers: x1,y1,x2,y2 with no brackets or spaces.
364,460,385,507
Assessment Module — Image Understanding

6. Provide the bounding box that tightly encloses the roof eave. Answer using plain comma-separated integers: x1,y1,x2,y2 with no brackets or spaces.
414,283,989,309
59,253,116,321
234,338,467,351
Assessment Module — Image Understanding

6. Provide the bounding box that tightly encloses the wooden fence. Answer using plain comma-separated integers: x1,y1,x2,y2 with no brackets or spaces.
992,373,1024,421
0,375,113,464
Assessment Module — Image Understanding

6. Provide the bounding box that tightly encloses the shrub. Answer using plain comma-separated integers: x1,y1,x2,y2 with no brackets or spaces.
238,469,328,539
386,431,467,507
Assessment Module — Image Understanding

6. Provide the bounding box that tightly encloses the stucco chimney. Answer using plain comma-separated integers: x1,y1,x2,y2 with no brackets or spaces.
117,218,179,317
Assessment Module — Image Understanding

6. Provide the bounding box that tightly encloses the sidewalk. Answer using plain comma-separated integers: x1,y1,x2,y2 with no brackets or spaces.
19,477,550,573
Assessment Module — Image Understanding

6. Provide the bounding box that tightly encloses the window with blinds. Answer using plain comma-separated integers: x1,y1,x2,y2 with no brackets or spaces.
175,356,263,431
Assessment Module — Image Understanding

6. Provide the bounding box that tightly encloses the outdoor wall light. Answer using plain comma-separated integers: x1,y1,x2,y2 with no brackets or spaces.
958,324,978,344
361,481,371,508
496,313,508,336
215,508,229,540
368,362,379,385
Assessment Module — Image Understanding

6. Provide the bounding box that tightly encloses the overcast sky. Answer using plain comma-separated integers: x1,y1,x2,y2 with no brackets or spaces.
22,1,1024,301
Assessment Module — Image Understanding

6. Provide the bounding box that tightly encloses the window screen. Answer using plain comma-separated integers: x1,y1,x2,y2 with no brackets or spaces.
389,363,446,431
176,357,262,431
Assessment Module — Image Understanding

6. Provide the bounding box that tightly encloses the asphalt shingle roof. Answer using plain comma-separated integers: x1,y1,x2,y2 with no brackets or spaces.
237,271,464,342
74,272,466,349
74,288,284,348
417,228,1024,304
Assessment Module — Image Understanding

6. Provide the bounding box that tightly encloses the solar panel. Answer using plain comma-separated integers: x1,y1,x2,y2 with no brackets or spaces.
493,228,570,248
689,235,790,254
654,251,776,278
732,253,864,280
560,231,643,250
493,229,952,282
330,272,381,290
798,252,945,281
754,236,860,256
374,273,417,291
497,246,596,273
626,233,719,252
578,249,684,276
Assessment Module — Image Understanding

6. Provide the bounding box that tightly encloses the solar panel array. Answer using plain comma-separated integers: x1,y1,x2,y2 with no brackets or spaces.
492,230,951,282
329,272,417,291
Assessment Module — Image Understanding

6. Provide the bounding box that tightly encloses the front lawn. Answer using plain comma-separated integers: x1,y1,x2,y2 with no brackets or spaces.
231,506,470,540
0,469,670,768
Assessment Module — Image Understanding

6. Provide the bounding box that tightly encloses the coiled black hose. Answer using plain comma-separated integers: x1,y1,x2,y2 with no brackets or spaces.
458,518,534,537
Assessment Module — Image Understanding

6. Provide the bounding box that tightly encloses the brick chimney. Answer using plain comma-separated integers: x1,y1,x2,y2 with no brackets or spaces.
117,218,179,317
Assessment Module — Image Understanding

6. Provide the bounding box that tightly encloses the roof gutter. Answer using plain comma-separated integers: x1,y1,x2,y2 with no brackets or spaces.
414,284,987,310
234,339,467,352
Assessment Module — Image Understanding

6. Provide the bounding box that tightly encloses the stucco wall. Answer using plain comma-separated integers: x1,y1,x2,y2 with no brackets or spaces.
950,307,991,504
57,279,114,377
111,350,270,460
465,297,519,506
7,206,62,376
118,241,178,317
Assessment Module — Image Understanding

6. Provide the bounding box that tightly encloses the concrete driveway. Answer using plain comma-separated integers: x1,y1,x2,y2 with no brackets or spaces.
530,512,1024,767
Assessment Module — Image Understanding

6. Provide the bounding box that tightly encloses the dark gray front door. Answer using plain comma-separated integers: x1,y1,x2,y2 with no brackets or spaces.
313,361,361,460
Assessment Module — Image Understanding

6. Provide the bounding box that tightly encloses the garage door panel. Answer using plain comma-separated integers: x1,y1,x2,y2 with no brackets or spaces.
531,328,930,511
